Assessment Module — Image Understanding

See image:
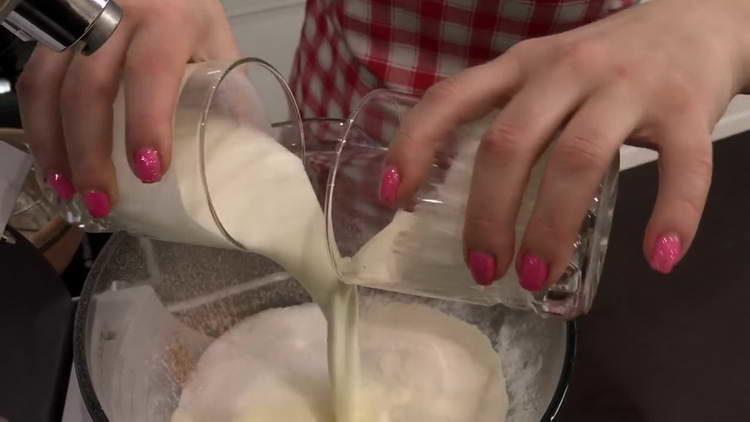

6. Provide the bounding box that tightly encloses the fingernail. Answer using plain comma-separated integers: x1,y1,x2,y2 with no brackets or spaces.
83,190,111,219
133,147,162,183
469,251,497,286
47,172,75,201
518,253,549,292
379,165,400,208
650,233,682,274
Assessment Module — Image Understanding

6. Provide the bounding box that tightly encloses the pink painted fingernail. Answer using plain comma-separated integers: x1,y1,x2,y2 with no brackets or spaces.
469,251,496,286
47,172,75,201
83,190,111,219
518,253,549,292
379,165,400,208
650,233,682,274
133,147,162,183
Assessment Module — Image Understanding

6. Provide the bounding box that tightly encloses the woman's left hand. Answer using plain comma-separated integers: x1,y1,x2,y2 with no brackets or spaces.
383,0,750,290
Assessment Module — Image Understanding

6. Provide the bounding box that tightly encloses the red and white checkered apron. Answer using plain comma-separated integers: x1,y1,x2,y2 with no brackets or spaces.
291,0,638,236
290,0,638,120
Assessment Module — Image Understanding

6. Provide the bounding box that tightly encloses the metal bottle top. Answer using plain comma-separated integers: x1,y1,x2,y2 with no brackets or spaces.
0,0,122,55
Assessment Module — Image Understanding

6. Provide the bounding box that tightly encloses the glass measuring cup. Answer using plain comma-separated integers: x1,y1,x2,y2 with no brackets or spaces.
325,90,619,319
35,58,305,250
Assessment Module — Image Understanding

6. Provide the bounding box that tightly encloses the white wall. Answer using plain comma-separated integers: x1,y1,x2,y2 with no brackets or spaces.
221,0,750,170
620,95,750,170
221,0,305,79
220,0,305,121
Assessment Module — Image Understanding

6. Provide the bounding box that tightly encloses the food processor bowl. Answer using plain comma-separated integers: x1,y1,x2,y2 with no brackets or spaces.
72,119,576,422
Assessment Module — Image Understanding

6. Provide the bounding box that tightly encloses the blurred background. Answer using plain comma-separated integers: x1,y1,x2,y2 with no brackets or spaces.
0,27,30,128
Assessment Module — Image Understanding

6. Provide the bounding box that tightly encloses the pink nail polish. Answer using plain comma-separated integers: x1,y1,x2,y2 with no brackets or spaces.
47,172,75,201
133,147,162,183
518,253,549,292
379,165,400,208
83,190,111,219
469,251,496,286
650,234,682,274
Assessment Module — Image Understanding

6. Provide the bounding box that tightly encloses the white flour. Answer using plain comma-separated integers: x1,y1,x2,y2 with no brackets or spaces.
171,303,507,422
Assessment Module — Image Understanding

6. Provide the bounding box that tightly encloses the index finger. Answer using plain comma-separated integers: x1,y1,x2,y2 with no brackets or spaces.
123,10,240,184
16,47,75,199
384,55,522,203
123,24,193,183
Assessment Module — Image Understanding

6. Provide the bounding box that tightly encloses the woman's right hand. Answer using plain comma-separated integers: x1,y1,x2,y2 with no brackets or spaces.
382,0,750,289
17,0,240,218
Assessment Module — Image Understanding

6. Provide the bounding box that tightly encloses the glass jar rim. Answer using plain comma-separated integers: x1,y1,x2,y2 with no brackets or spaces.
194,57,306,251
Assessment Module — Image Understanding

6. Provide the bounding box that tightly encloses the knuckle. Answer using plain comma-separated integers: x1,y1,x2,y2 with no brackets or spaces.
502,38,545,74
391,130,422,157
665,89,695,114
610,63,636,84
16,69,46,100
423,76,462,104
506,38,543,59
126,39,184,76
657,76,703,116
128,0,194,27
527,214,568,250
659,147,712,225
559,40,606,73
686,149,713,178
464,215,500,234
553,133,609,175
674,195,705,223
394,115,429,148
150,1,189,23
124,49,157,76
693,154,714,180
480,121,530,160
464,216,515,257
61,69,118,105
151,0,173,17
681,151,713,192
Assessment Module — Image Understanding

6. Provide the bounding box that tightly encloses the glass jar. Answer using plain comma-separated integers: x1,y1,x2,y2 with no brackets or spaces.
35,58,305,250
325,90,619,319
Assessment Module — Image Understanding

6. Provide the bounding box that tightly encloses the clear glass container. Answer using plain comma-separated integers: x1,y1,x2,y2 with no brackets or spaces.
326,90,619,319
0,129,59,238
35,58,305,250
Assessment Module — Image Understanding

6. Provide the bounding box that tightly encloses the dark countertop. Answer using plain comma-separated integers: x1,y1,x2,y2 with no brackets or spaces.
0,228,73,422
558,130,750,421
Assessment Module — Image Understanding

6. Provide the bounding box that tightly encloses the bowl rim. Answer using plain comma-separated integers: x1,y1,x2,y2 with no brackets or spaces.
73,232,577,422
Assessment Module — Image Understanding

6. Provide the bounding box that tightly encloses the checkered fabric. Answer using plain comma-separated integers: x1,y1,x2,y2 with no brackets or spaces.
290,0,638,120
293,1,638,236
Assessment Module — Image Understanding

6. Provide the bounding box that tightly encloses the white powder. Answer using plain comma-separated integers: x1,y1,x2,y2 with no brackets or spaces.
172,303,507,422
